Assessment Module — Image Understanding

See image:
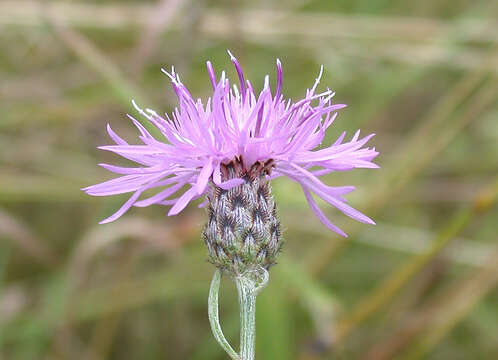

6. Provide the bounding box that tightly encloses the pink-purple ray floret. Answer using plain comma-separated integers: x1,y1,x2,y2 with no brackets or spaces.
83,53,379,236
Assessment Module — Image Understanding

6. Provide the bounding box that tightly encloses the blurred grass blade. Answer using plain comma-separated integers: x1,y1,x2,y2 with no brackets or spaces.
0,240,11,348
41,4,161,138
131,0,187,75
0,208,55,265
307,71,498,275
335,178,498,343
400,248,498,360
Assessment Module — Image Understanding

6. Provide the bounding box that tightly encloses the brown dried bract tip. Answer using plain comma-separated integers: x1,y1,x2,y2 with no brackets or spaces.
220,158,275,182
203,162,283,275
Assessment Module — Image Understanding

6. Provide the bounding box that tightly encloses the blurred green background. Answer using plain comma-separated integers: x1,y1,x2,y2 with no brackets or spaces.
1,0,498,359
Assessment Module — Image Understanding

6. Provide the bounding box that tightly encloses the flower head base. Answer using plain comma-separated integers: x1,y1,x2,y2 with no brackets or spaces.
204,160,282,274
83,52,378,237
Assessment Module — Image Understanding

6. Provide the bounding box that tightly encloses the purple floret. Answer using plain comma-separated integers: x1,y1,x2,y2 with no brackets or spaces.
83,52,379,236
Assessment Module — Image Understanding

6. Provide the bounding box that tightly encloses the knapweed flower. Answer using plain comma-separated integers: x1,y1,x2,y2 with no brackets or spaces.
83,52,378,252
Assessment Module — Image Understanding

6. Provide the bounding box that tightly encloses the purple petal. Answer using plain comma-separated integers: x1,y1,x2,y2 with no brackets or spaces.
133,182,185,207
107,124,128,145
98,145,163,155
99,190,143,224
302,188,347,237
218,178,245,190
227,50,246,101
275,58,283,100
98,163,164,175
196,158,214,194
206,61,217,90
168,186,198,216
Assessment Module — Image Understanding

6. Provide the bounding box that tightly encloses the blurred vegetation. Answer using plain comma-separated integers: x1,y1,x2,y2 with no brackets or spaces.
1,0,497,359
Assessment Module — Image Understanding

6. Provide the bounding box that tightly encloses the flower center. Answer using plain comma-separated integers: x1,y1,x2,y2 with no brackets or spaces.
220,157,275,181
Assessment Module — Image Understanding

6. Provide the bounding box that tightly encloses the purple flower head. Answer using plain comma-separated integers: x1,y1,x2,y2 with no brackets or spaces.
83,52,379,237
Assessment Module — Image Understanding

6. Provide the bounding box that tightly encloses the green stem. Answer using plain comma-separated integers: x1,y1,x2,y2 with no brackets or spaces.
208,267,269,360
234,267,269,360
235,278,257,360
208,269,239,360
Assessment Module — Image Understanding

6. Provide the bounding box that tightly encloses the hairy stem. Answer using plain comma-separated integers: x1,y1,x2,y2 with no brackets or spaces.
208,269,239,360
236,279,257,360
208,267,269,360
235,266,269,360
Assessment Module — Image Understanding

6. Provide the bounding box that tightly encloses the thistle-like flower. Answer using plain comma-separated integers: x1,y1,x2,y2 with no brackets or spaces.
84,53,378,270
84,53,378,359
